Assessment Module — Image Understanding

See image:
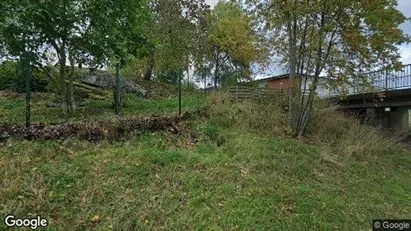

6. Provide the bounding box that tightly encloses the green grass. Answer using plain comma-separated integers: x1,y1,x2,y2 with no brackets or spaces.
1,130,410,230
1,91,410,230
0,91,206,124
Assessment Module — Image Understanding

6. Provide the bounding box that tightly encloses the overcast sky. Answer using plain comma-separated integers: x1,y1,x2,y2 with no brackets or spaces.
397,0,411,64
205,0,411,77
205,0,219,8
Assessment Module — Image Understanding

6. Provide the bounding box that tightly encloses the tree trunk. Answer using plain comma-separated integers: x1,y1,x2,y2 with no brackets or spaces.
68,49,76,114
143,52,155,81
59,44,76,116
59,50,69,115
214,64,218,89
287,18,298,131
187,68,190,88
297,75,319,138
187,53,190,88
214,51,219,89
67,75,75,114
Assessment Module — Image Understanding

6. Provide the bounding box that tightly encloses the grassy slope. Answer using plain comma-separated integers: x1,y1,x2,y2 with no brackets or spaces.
1,91,411,230
0,91,206,124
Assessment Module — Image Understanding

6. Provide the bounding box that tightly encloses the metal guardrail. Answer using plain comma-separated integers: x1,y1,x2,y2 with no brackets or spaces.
324,64,411,97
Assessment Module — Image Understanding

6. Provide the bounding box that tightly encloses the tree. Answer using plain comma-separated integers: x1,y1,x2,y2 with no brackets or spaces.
139,0,209,82
1,0,149,115
199,1,268,88
247,0,410,137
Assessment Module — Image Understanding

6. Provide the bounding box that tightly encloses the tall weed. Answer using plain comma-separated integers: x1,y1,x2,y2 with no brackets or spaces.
207,91,290,135
206,91,401,162
309,102,401,162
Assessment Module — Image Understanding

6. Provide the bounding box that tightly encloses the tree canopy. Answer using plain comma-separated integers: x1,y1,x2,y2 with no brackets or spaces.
138,0,209,81
196,0,269,87
1,0,409,130
1,0,150,114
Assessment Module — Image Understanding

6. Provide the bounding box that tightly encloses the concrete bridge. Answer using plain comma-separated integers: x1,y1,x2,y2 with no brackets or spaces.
326,64,411,135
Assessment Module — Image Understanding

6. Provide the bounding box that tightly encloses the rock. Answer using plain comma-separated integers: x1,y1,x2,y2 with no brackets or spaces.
80,74,148,97
81,74,113,88
46,101,89,109
78,100,90,107
46,102,61,108
0,131,10,142
120,78,148,97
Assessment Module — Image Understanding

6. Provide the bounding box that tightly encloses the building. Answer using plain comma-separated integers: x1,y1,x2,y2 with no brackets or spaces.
245,74,339,98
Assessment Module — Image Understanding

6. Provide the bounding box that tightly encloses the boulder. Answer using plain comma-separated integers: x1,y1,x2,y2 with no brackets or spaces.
120,78,148,97
46,102,61,108
80,74,148,97
81,74,113,88
0,131,10,142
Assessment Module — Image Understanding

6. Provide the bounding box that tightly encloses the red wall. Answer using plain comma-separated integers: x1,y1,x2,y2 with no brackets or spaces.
267,78,291,91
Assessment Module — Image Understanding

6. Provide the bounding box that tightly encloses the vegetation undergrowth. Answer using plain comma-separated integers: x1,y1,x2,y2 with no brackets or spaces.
0,90,206,125
0,91,410,230
207,91,403,163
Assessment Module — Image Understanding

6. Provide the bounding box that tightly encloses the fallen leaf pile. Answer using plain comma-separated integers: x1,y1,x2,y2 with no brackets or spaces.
0,112,192,142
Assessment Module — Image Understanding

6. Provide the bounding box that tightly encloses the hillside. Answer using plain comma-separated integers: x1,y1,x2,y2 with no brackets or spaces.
1,89,410,230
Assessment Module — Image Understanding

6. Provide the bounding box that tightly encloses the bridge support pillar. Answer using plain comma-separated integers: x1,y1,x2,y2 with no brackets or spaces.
365,107,409,135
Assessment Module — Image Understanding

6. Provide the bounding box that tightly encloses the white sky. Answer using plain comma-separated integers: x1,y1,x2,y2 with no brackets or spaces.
397,0,411,64
205,0,219,8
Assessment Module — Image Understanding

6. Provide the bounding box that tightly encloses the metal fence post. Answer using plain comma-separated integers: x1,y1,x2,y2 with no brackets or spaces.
115,62,120,114
179,73,182,116
24,52,31,127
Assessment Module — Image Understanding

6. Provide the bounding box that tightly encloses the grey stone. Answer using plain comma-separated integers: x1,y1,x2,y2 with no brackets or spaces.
46,102,61,108
80,74,148,97
0,131,10,142
120,78,148,97
81,74,114,88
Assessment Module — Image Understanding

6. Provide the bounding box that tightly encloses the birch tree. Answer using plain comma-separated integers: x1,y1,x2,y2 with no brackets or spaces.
141,0,209,81
247,0,410,137
202,1,268,88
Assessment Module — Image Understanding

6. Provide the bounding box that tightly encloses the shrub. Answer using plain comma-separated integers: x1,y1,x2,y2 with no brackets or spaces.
207,91,233,116
0,61,49,92
203,124,226,147
204,124,219,141
308,101,401,161
207,91,291,136
206,90,400,162
0,61,17,90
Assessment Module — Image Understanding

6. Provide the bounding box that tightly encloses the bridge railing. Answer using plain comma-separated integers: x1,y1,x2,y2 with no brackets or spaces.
323,64,411,97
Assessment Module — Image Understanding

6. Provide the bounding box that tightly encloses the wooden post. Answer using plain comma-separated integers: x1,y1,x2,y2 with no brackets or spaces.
236,86,238,103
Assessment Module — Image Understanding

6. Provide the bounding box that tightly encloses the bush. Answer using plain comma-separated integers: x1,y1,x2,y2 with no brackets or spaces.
308,102,400,162
206,90,400,162
204,124,219,141
207,91,290,135
0,61,49,92
0,61,18,90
